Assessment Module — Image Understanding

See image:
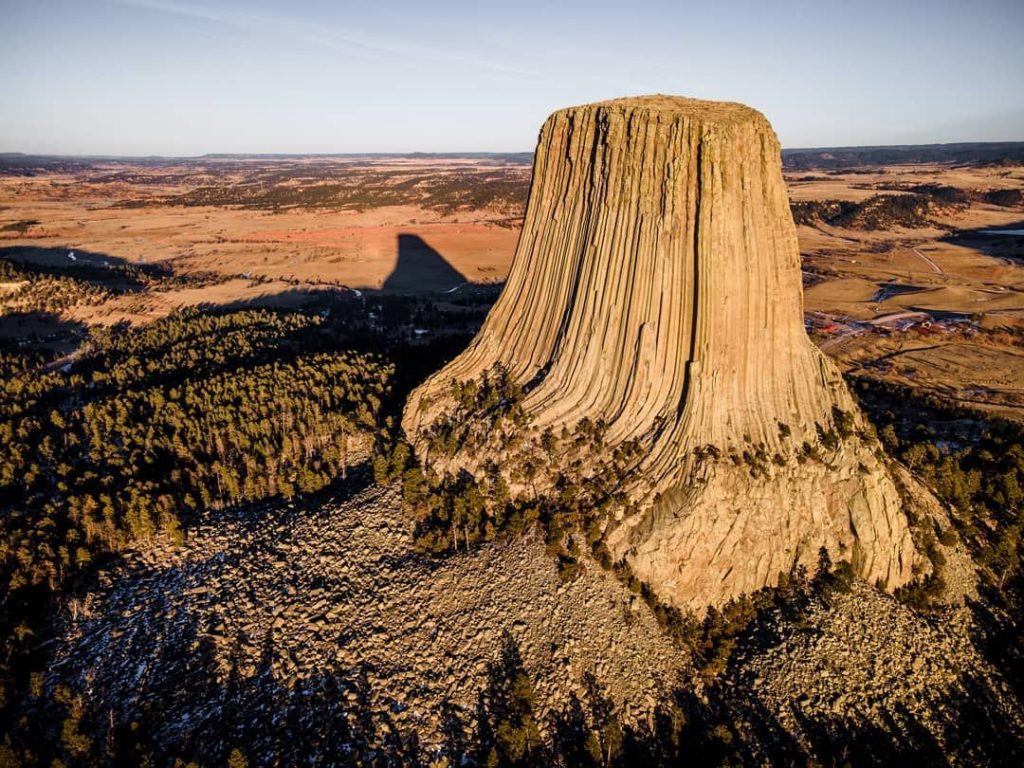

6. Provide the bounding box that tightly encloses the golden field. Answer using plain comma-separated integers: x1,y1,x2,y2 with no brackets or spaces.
2,154,1023,417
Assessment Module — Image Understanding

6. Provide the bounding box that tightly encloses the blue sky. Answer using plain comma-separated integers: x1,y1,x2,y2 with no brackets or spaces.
2,0,1022,155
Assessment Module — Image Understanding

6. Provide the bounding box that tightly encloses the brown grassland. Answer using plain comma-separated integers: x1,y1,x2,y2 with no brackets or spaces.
2,153,1023,418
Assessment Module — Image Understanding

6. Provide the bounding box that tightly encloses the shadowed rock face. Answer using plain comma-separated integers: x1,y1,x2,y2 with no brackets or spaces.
403,96,917,609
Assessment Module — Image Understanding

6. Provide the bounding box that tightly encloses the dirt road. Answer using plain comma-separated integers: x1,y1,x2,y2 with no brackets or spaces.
912,247,943,275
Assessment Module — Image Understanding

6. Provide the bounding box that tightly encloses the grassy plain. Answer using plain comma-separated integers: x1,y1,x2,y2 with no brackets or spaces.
2,153,1023,416
788,164,1024,418
0,156,524,326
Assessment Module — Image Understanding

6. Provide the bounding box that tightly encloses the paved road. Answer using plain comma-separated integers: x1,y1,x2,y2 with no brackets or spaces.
870,310,931,326
819,324,866,352
819,309,937,352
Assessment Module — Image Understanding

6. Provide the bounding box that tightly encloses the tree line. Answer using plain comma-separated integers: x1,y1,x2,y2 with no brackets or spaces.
0,307,392,759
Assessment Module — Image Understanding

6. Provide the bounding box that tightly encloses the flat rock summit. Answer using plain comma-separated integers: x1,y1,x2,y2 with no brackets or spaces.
404,95,919,609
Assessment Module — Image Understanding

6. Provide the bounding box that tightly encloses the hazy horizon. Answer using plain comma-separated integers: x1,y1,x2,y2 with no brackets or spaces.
6,137,1024,160
3,0,1023,155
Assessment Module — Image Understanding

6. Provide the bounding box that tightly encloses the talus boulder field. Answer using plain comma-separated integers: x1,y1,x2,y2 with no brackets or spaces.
403,95,917,609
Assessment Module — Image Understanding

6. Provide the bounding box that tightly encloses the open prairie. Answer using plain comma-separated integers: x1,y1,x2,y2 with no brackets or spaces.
785,163,1024,418
0,155,526,326
2,152,1024,417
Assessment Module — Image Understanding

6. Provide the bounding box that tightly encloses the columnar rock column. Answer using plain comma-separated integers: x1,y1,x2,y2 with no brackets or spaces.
403,96,916,609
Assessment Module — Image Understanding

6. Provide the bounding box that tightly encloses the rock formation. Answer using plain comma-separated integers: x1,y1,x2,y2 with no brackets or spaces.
403,95,917,609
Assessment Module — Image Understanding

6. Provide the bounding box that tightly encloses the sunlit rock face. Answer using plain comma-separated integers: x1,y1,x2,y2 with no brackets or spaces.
403,96,916,609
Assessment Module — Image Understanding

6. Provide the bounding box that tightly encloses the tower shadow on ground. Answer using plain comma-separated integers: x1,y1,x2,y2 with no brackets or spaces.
382,234,467,293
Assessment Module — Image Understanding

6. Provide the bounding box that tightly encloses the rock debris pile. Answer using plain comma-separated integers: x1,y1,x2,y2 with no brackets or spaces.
729,581,1023,763
51,481,687,752
48,480,1019,763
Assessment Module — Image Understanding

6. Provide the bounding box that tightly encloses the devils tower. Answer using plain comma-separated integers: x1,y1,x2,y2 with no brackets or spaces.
403,95,917,609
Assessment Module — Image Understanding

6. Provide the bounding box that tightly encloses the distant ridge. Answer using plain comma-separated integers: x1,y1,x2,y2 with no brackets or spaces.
3,142,1023,170
0,152,535,170
782,141,1024,169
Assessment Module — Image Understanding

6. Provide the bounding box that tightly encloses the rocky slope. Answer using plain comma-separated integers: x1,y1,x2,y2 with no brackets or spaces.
403,95,918,609
726,581,1024,766
51,479,688,757
48,477,1021,765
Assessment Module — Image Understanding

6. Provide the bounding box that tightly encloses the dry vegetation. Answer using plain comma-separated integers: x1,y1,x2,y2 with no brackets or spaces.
2,149,1023,427
784,160,1024,421
0,155,526,328
1,148,1023,765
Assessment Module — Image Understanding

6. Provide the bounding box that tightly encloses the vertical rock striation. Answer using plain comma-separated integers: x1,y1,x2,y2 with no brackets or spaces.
403,96,916,609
